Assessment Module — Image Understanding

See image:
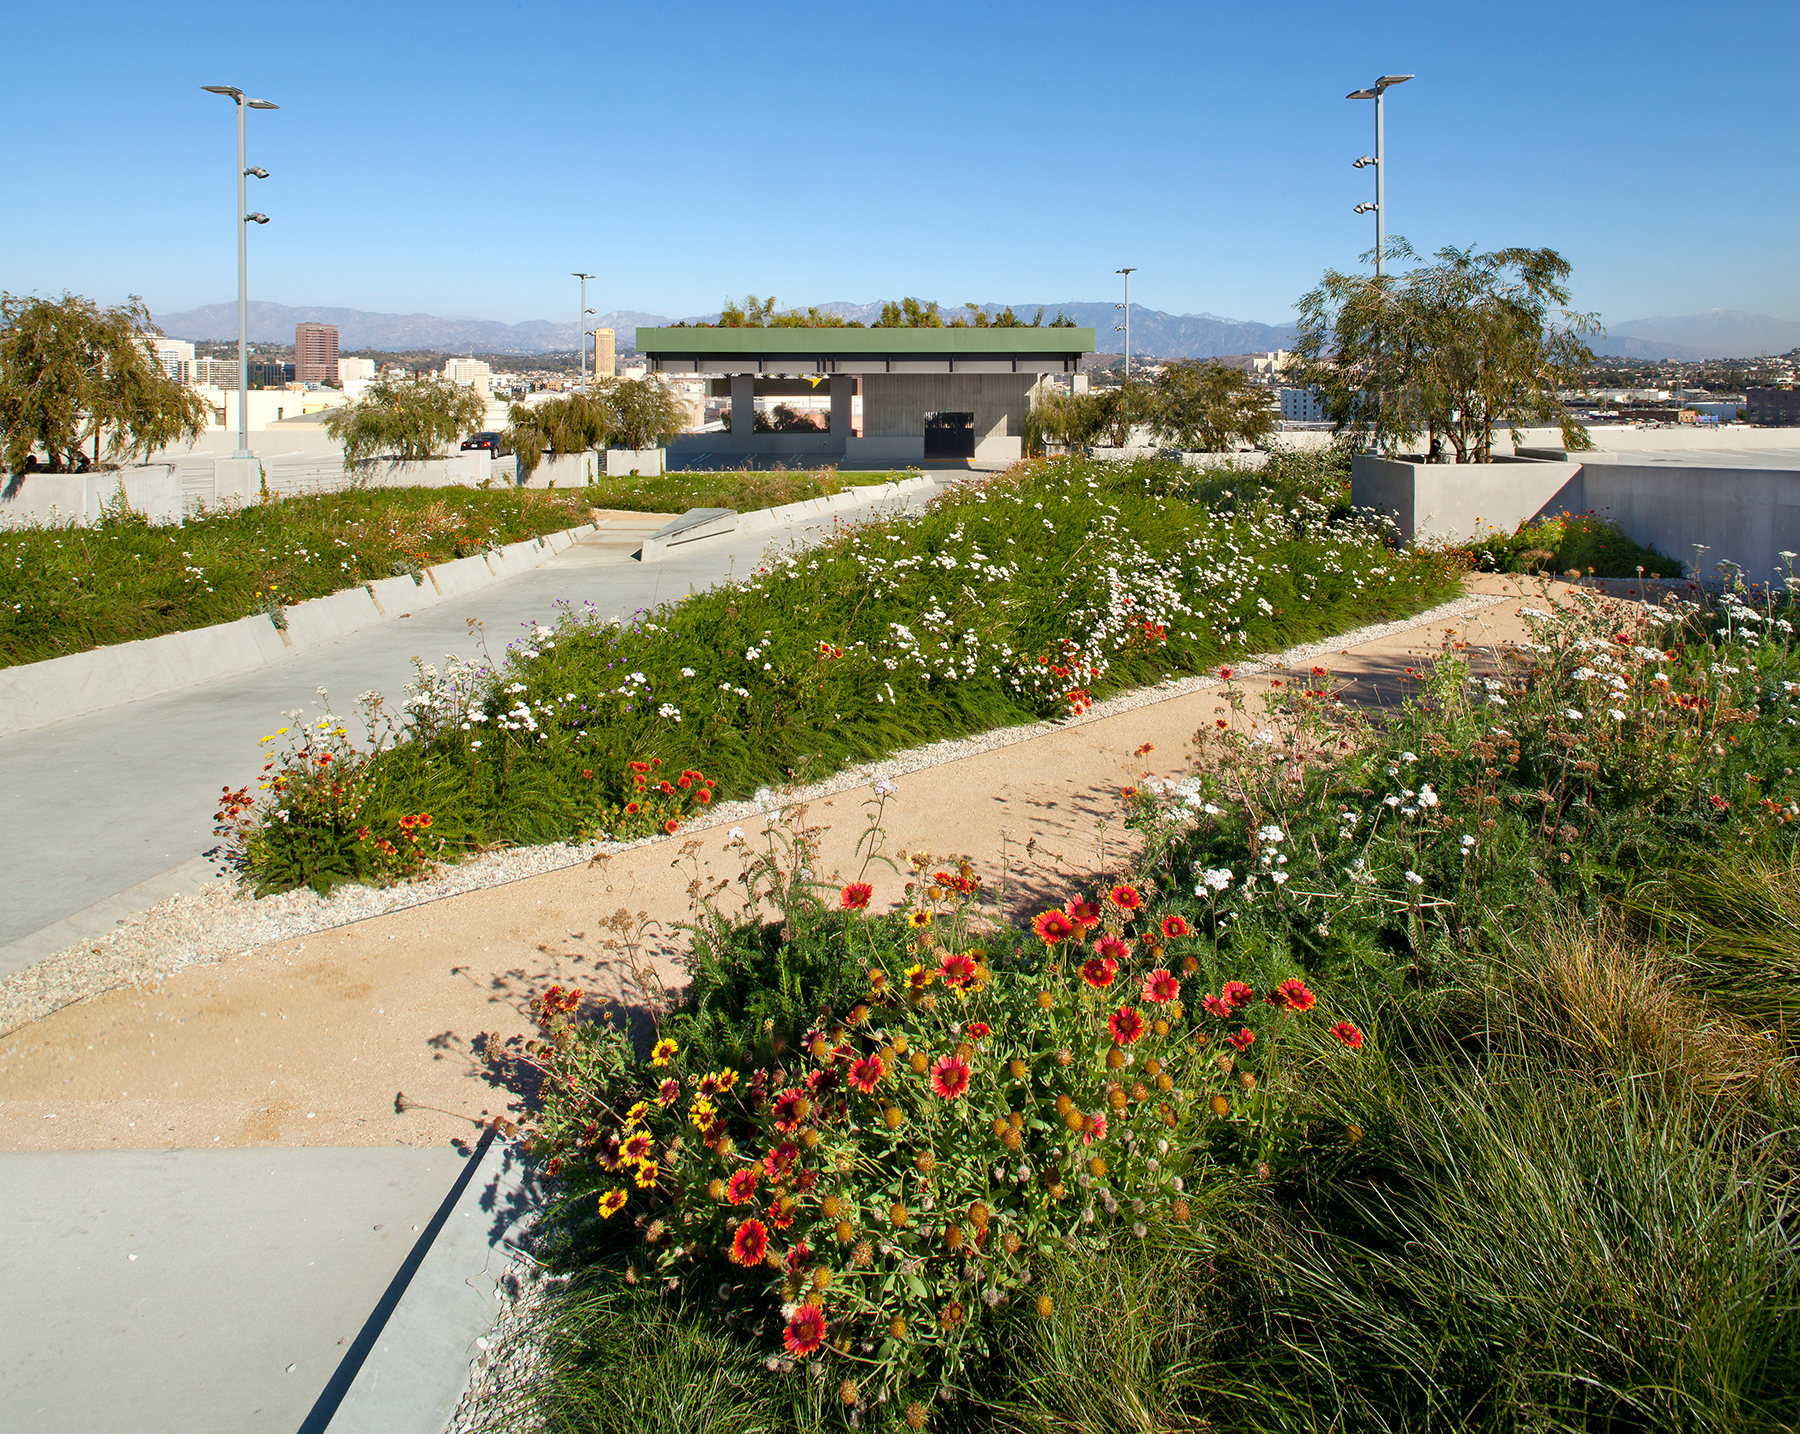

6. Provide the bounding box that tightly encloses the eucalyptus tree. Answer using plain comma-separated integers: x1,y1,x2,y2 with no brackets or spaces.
1292,243,1599,461
0,292,209,474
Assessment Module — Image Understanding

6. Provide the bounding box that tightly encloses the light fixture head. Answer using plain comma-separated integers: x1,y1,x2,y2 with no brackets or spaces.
1353,202,1378,215
1346,88,1378,100
245,166,269,179
1352,155,1376,169
246,99,279,110
572,271,595,280
245,212,270,225
1115,266,1136,275
1376,74,1414,88
201,84,242,99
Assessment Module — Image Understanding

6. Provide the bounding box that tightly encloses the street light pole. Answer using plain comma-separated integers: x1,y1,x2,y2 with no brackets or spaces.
202,85,278,460
1115,267,1136,384
572,273,594,390
1347,74,1411,277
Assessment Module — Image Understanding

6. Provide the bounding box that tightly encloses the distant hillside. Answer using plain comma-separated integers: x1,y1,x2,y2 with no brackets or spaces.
152,301,668,354
1608,310,1800,359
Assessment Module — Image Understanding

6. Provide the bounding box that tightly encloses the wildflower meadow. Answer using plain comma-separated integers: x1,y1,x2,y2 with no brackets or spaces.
462,560,1800,1434
221,456,1460,895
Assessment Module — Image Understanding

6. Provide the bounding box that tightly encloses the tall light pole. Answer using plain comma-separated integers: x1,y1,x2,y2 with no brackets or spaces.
1115,267,1136,384
1346,74,1411,277
572,273,595,390
202,85,278,460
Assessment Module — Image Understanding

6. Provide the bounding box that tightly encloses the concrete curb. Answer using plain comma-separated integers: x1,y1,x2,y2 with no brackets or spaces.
0,523,597,736
309,1129,541,1434
635,476,939,560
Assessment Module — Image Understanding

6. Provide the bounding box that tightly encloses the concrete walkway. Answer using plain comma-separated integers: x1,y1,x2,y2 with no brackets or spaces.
0,479,949,970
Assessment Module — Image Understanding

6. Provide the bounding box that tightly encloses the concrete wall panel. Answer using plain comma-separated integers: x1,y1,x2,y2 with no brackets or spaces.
861,374,1035,439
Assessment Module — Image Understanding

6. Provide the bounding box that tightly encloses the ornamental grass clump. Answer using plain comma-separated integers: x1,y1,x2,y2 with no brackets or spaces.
521,841,1363,1417
225,457,1460,895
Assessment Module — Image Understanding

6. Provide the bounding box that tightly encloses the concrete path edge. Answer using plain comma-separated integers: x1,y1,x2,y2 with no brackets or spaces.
0,524,598,736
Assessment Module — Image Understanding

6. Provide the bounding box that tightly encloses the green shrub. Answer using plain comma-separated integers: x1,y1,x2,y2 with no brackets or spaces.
1459,509,1677,577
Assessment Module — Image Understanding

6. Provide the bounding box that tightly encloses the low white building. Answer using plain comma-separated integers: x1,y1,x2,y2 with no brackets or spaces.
149,337,195,382
1280,386,1327,423
443,357,493,398
338,356,377,382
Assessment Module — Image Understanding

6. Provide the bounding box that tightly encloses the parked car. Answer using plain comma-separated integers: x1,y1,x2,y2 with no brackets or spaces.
461,431,512,456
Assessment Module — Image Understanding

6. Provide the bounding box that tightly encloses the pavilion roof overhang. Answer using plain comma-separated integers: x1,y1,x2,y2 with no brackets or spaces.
638,326,1095,376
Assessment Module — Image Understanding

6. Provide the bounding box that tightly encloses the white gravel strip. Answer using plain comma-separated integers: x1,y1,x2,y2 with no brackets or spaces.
0,587,1510,1038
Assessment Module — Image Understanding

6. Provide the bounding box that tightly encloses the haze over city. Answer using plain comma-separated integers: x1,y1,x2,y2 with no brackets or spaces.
6,0,1798,336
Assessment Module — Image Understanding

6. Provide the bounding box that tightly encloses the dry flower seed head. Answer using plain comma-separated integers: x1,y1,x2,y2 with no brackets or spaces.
1054,1094,1074,1116
1063,1109,1085,1133
1130,1082,1149,1102
1035,1293,1055,1318
801,1128,820,1150
850,1004,869,1025
1001,1230,1022,1254
915,1150,936,1177
1216,1053,1235,1074
955,1042,975,1063
836,1219,855,1244
1153,1019,1170,1037
707,1178,725,1202
891,1316,910,1340
839,1378,859,1407
1172,1198,1191,1222
909,1051,929,1075
1048,1181,1067,1199
1210,1093,1232,1117
1183,955,1200,974
939,1300,965,1330
905,1399,927,1429
889,1202,909,1228
891,1035,908,1055
1087,1156,1107,1178
1036,990,1055,1010
1003,1128,1023,1151
991,1116,1009,1140
1256,1160,1273,1180
821,1194,842,1219
853,1239,874,1267
836,1152,855,1173
1107,1087,1128,1111
1007,1111,1024,1130
1106,1048,1127,1071
883,1106,904,1130
1156,1072,1173,1092
1145,1058,1162,1077
1239,1071,1257,1091
794,1097,813,1120
1056,1047,1074,1067
716,1135,736,1157
765,1249,783,1268
813,1266,833,1291
944,1224,965,1251
1008,1059,1027,1080
967,1201,990,1229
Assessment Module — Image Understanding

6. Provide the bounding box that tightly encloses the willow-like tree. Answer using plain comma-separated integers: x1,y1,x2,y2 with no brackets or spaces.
323,374,488,467
504,378,686,479
1147,360,1276,452
0,293,210,474
1292,243,1599,461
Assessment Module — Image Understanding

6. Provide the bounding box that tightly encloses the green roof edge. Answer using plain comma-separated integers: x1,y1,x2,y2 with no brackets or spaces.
635,326,1096,354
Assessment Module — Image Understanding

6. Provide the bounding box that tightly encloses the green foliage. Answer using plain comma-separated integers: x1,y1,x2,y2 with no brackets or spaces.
0,291,209,473
1145,360,1277,452
1458,508,1679,577
223,458,1460,894
322,373,489,466
579,468,904,516
0,487,590,666
1293,243,1601,460
505,378,688,478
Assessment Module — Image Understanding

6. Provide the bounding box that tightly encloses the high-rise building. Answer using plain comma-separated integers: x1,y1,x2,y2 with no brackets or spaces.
337,356,377,382
149,337,195,382
443,357,493,398
295,322,340,383
592,327,615,379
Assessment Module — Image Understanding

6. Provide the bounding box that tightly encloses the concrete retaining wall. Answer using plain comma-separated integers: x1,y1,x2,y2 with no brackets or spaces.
1351,456,1585,545
209,452,493,504
0,523,596,735
1,466,183,528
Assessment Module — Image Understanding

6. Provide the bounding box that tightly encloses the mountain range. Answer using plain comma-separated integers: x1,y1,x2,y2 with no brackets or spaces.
151,300,1799,363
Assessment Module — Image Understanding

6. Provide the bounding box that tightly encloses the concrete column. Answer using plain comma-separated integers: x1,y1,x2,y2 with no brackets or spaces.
829,374,855,436
731,373,755,436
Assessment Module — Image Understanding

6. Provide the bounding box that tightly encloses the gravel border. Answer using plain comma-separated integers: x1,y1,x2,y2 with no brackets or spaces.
0,587,1510,1038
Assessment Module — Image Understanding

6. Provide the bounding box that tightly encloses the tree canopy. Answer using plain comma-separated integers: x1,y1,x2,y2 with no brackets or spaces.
1146,360,1277,452
504,377,688,479
322,374,488,466
0,292,210,474
1292,243,1599,461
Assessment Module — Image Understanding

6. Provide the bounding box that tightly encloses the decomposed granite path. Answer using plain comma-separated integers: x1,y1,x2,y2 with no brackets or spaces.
0,574,1585,1155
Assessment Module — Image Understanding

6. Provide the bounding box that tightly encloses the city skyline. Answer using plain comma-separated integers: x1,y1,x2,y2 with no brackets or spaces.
5,0,1798,330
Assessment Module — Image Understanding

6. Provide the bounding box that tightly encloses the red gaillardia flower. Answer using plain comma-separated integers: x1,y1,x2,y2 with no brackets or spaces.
1093,934,1130,964
1329,1021,1365,1049
771,1087,806,1132
965,1021,990,1041
1268,977,1317,1012
730,1217,770,1267
1225,1027,1256,1053
1066,898,1104,931
929,1054,972,1100
848,1054,885,1093
1142,968,1180,1004
1218,666,1233,680
1080,956,1120,990
1221,980,1255,1012
1108,884,1144,913
1159,914,1191,940
784,1302,828,1356
840,881,874,910
939,952,978,989
726,1168,760,1205
763,1141,799,1180
656,1077,680,1105
1032,908,1077,945
1108,1005,1146,1045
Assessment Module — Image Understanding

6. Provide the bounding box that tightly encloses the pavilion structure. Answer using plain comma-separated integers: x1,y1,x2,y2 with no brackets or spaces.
637,325,1094,468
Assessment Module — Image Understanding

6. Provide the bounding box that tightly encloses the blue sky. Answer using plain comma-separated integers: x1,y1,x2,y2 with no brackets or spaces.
7,0,1797,328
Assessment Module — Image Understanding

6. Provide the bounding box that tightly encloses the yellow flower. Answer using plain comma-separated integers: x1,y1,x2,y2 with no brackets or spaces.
689,1098,717,1130
651,1037,678,1066
597,1188,627,1219
625,1100,650,1125
715,1068,739,1092
907,909,933,929
631,1158,660,1189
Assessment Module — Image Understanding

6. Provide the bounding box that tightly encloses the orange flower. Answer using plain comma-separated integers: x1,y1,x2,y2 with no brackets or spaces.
1032,908,1076,945
1225,1027,1256,1053
730,1218,769,1267
1221,980,1255,1012
939,952,978,989
1329,1021,1364,1049
1108,884,1143,913
783,1302,828,1356
848,1054,885,1093
726,1168,760,1205
1159,914,1191,940
763,1141,799,1180
664,818,680,834
840,881,874,910
929,1054,972,1100
1142,968,1180,1004
1093,934,1130,964
1065,898,1103,931
1268,977,1316,1012
1108,1005,1145,1045
1081,956,1120,990
965,1021,990,1041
